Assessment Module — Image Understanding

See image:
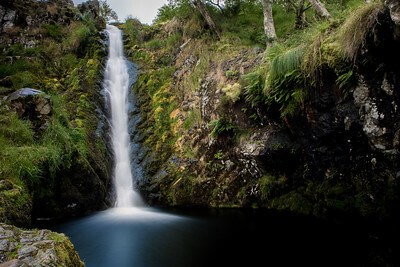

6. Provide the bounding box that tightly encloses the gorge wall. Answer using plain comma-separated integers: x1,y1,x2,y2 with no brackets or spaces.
126,1,400,220
0,0,112,228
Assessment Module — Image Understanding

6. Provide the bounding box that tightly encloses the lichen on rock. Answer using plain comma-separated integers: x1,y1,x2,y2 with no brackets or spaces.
0,223,84,266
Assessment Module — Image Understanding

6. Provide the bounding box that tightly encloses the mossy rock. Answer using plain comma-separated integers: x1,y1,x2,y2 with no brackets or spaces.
0,180,32,228
268,190,314,215
0,223,84,266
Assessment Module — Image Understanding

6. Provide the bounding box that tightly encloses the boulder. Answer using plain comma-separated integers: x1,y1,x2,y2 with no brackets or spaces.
0,223,83,266
4,88,52,137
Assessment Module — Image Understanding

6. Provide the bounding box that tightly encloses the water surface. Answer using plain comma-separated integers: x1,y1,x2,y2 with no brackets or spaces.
51,207,393,266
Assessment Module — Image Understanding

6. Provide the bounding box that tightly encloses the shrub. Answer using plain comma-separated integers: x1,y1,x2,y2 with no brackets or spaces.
167,32,183,51
123,18,142,45
65,23,91,52
42,23,63,40
222,83,242,103
145,39,163,51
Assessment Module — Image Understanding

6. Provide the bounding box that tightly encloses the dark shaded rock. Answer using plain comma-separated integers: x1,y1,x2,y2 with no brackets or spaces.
386,0,400,26
78,0,99,18
77,0,105,30
259,130,300,174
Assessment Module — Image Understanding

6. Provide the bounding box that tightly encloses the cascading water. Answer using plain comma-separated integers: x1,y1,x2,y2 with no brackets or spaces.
104,25,142,207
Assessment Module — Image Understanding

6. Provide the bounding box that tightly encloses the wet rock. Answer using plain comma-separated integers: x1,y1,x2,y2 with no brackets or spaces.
386,0,400,26
0,223,83,266
353,77,392,150
259,130,300,174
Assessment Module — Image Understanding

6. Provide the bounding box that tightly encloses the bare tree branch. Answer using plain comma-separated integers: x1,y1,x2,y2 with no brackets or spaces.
206,0,225,14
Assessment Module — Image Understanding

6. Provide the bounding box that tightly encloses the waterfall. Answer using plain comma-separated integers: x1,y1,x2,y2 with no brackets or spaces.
104,25,142,207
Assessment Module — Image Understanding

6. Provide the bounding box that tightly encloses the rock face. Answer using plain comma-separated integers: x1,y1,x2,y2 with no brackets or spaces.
135,3,400,219
3,88,52,137
0,0,111,225
0,223,83,266
0,0,75,47
386,0,400,26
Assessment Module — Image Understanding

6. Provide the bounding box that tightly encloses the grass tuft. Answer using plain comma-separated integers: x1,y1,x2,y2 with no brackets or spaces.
338,1,384,62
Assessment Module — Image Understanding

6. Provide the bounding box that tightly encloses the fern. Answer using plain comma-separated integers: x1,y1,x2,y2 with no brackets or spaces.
243,66,267,108
265,46,306,117
336,70,353,89
207,118,236,139
267,45,305,87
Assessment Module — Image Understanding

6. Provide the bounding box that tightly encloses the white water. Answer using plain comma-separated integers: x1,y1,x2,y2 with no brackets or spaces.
104,25,142,207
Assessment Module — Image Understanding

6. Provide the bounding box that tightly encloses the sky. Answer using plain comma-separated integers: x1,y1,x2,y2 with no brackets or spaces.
72,0,169,25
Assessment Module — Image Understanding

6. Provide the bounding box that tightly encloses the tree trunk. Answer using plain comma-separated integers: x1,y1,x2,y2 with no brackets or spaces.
308,0,331,20
261,0,277,47
192,0,220,40
295,0,306,29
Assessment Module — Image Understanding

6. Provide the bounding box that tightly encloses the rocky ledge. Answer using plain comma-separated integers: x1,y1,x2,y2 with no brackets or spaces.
0,223,83,266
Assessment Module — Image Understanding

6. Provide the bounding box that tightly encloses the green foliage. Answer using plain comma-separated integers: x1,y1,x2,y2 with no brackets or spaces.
0,2,105,206
167,32,183,51
42,23,63,40
218,4,265,47
155,4,178,23
155,0,194,23
225,70,238,77
214,149,223,160
74,11,95,28
135,65,178,162
0,59,31,79
10,71,35,89
145,39,163,51
64,23,92,53
0,93,88,187
243,66,267,108
207,117,236,139
99,0,118,22
222,83,242,103
336,69,353,89
49,232,67,242
267,45,304,84
5,44,24,56
272,5,296,39
265,46,306,116
123,18,142,45
183,108,202,129
337,1,384,62
0,113,34,146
